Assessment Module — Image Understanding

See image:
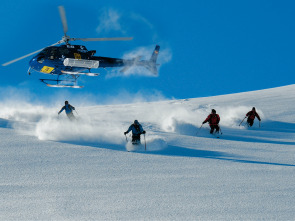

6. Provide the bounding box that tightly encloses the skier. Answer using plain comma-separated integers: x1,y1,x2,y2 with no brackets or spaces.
202,109,220,134
124,120,146,144
246,107,261,127
58,101,76,121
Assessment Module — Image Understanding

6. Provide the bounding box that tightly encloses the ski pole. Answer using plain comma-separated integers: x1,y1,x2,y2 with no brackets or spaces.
124,134,128,142
219,126,223,135
196,124,203,136
75,110,79,116
239,116,247,126
144,134,146,151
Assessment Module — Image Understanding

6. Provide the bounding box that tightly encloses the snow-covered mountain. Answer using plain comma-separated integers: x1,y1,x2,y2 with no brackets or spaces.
1,85,295,220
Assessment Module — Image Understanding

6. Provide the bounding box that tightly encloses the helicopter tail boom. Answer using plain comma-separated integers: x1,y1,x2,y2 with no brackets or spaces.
120,45,160,75
150,45,160,64
144,45,160,75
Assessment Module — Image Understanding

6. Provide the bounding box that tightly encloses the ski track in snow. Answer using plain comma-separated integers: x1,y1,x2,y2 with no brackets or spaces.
1,85,295,220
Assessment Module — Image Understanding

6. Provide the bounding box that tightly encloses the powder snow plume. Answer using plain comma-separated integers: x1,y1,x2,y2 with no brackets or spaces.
0,94,264,150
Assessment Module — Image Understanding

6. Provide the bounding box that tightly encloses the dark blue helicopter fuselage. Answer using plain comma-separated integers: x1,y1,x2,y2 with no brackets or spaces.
29,45,93,75
29,44,126,75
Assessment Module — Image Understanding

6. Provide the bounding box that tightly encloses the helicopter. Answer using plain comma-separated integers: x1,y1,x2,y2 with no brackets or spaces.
2,6,160,88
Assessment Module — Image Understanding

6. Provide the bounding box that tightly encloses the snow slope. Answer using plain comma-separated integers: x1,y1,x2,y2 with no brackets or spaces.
1,85,295,220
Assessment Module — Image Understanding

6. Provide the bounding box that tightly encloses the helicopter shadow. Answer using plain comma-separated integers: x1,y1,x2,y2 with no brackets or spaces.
56,134,295,168
220,120,295,146
258,120,295,133
61,136,295,167
148,145,295,167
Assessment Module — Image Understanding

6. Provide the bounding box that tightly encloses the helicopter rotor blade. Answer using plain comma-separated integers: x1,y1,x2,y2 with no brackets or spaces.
58,6,68,35
2,42,60,66
69,37,133,42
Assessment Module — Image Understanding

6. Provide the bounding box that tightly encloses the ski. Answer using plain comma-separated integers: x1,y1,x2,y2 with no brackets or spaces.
212,131,222,138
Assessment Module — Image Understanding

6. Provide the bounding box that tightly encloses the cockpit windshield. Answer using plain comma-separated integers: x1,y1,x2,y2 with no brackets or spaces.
58,47,71,56
39,48,49,56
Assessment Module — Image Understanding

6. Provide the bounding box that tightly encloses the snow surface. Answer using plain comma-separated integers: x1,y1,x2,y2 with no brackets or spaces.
1,85,295,220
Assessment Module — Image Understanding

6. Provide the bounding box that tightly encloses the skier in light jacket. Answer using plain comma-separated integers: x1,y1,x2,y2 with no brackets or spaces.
124,120,146,144
58,101,76,120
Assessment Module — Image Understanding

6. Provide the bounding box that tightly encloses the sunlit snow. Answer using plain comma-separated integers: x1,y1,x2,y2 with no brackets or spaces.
1,85,295,220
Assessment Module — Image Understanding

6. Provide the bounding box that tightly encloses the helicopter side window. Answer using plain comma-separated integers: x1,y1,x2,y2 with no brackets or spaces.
37,48,48,63
49,48,59,60
59,48,71,57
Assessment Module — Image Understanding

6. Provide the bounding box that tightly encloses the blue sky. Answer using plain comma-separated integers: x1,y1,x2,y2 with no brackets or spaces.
1,0,295,105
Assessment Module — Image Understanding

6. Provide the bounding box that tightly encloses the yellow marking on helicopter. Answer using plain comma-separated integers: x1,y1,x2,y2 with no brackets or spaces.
41,66,54,73
74,53,82,59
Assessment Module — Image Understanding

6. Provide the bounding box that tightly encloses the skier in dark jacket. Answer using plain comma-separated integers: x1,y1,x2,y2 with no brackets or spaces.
124,120,146,144
202,109,220,134
58,101,76,121
246,107,261,127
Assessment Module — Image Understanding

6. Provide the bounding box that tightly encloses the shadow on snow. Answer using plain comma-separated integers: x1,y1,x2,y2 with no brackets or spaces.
258,120,295,133
59,139,295,168
0,118,13,129
149,145,295,167
177,120,295,146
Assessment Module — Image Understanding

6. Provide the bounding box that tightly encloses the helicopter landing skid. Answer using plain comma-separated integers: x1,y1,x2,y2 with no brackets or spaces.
61,70,100,76
46,84,83,88
40,79,83,88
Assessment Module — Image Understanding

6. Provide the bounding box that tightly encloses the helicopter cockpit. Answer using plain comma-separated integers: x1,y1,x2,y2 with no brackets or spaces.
37,46,70,63
37,48,48,64
37,47,55,63
38,45,91,62
49,47,58,60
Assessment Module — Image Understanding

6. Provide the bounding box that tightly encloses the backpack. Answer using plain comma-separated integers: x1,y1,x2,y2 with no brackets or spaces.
247,111,256,120
210,114,219,125
134,124,141,133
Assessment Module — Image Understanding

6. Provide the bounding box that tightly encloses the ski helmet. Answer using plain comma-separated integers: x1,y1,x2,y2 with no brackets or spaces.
65,101,69,105
212,109,216,114
134,120,139,125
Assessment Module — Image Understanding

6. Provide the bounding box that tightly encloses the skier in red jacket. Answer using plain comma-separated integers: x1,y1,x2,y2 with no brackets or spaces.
246,107,261,127
202,109,220,134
